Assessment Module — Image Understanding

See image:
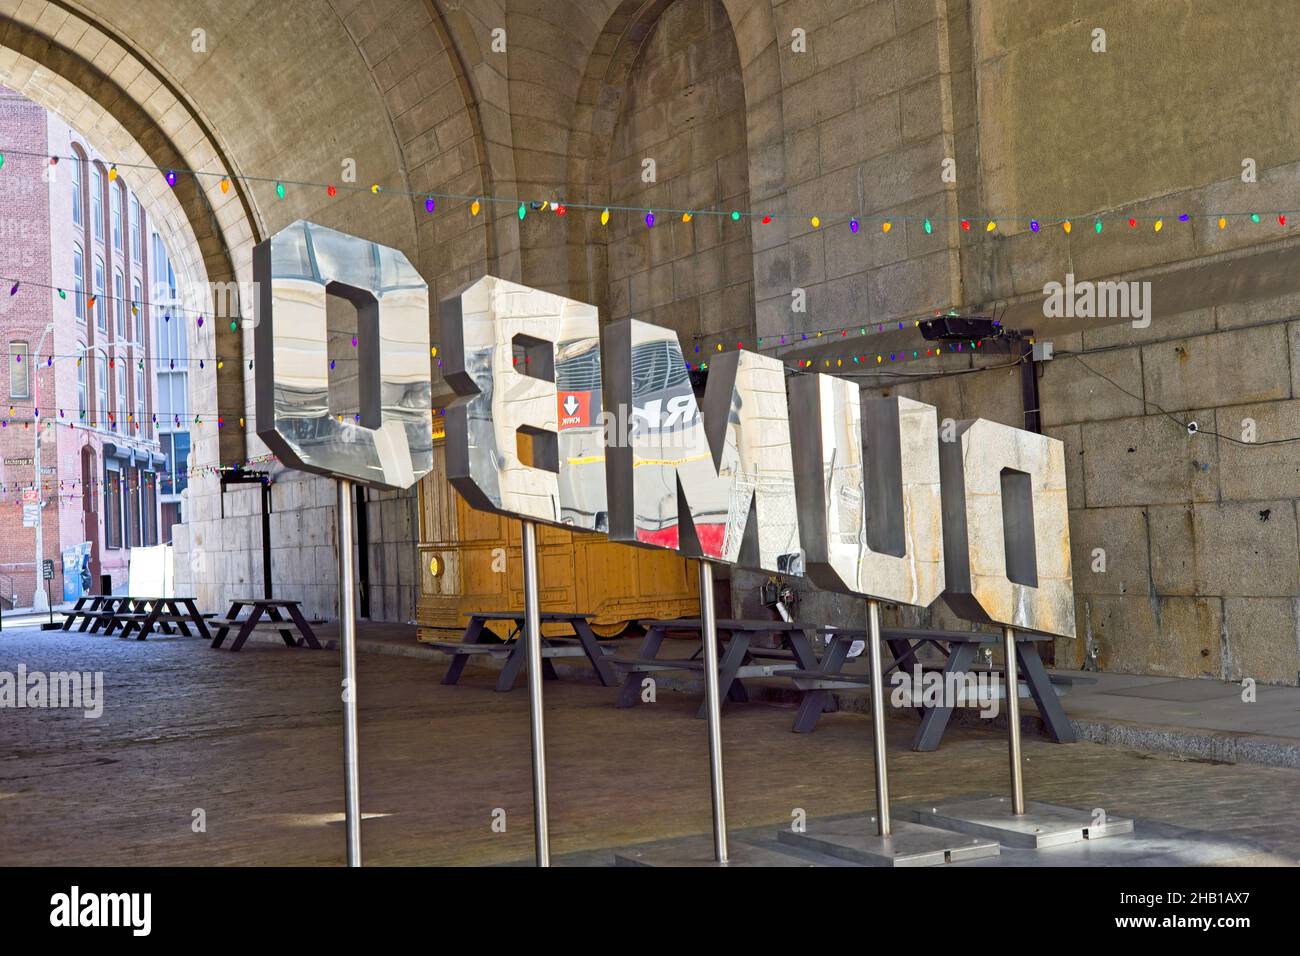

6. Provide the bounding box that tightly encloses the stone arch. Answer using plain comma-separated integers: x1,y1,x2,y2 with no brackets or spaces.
565,0,786,336
0,6,251,466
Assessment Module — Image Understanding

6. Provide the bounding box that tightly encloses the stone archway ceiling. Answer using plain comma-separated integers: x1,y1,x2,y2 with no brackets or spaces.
563,0,786,314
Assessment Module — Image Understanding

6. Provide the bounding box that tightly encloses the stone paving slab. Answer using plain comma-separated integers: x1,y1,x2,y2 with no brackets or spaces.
0,625,1296,866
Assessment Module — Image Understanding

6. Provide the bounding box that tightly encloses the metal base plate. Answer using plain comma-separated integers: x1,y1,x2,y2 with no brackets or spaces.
912,797,1134,849
779,815,1000,867
614,835,819,867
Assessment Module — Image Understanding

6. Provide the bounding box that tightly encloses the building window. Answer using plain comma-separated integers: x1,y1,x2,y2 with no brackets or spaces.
73,246,86,321
160,432,190,496
135,366,145,436
114,269,125,338
132,279,143,343
130,195,141,262
96,355,108,421
141,473,157,546
111,184,123,252
9,342,29,399
94,257,106,331
77,344,87,417
91,166,103,242
71,154,82,226
117,362,127,430
128,467,141,547
104,465,122,549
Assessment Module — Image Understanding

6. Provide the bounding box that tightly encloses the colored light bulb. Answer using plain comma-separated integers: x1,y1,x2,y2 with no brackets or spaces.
166,170,176,187
849,218,859,233
425,196,436,213
275,182,285,199
600,208,609,226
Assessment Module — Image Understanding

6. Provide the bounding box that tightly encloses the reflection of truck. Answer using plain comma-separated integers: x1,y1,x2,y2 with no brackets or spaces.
626,339,728,553
555,338,605,531
416,439,699,639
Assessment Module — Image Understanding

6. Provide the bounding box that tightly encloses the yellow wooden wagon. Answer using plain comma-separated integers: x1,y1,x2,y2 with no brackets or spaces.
415,441,700,641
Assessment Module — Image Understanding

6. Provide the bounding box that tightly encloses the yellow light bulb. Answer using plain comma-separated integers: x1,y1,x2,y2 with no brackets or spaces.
600,208,610,226
986,221,996,232
370,184,381,194
220,177,229,194
1218,216,1226,229
1154,218,1163,232
881,221,891,233
682,212,693,223
470,199,481,216
1063,220,1072,234
810,216,821,228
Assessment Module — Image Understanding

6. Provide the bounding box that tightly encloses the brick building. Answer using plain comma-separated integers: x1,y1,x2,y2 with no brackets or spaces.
0,87,187,607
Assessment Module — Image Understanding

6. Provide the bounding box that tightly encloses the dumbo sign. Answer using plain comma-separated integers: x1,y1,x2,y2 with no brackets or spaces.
254,222,1075,639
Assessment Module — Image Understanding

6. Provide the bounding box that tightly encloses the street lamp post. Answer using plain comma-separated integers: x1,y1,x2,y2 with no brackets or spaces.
30,323,54,613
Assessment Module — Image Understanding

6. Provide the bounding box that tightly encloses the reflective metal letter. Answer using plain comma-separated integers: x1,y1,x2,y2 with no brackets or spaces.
790,375,945,605
440,276,606,530
604,319,801,573
938,419,1075,637
253,219,432,489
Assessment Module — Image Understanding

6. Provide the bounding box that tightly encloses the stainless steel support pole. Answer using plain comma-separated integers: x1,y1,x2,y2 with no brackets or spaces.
697,561,729,863
866,598,890,836
520,519,550,867
336,478,362,866
1003,625,1025,815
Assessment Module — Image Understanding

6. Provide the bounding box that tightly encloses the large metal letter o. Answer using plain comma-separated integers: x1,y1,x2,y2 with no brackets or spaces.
253,220,433,490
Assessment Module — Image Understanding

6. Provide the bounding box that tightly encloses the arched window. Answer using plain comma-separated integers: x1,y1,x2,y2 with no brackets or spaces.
117,361,127,429
132,278,143,343
73,244,86,321
96,354,108,419
135,366,145,436
90,166,104,242
70,153,82,226
94,256,106,332
114,269,125,337
77,343,88,417
130,195,141,261
111,182,123,251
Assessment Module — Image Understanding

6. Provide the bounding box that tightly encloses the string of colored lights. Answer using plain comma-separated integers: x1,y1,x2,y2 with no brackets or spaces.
2,146,1017,360
3,144,1297,232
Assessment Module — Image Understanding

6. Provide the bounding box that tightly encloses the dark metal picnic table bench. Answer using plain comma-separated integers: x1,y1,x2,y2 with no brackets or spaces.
209,598,321,651
783,626,1081,750
62,595,211,641
610,617,819,718
426,611,617,691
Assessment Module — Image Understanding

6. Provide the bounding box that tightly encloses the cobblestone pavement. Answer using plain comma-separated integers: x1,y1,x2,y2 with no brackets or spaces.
0,626,1296,866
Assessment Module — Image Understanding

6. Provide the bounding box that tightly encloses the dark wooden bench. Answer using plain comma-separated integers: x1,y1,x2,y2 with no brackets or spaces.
609,618,818,718
782,626,1085,750
427,611,616,691
210,598,319,651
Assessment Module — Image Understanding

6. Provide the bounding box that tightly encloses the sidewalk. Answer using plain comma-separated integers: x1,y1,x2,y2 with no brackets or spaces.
275,622,1300,771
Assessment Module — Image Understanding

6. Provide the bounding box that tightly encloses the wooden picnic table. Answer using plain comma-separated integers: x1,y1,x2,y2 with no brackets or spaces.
61,594,124,632
426,611,617,691
610,617,819,718
62,595,211,641
209,598,321,651
784,626,1081,750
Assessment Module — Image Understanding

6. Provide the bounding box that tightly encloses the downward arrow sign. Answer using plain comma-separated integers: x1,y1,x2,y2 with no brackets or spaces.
563,394,579,416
